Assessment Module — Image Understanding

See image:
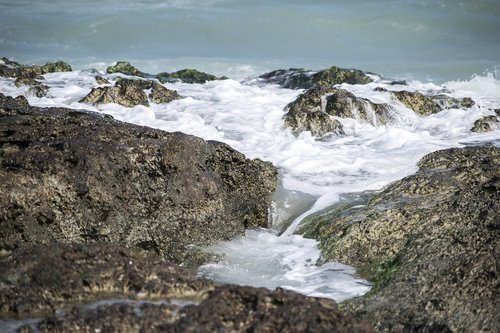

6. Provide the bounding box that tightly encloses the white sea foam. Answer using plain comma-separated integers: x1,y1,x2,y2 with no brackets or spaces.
1,69,499,301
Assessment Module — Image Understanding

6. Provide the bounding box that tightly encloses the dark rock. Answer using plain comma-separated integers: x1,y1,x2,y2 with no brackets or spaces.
0,242,213,317
40,61,72,74
0,94,278,265
149,82,182,104
392,91,475,116
284,87,390,137
0,243,372,333
106,61,144,77
156,69,227,84
259,66,373,89
471,115,499,133
94,76,110,85
298,146,500,332
495,108,500,117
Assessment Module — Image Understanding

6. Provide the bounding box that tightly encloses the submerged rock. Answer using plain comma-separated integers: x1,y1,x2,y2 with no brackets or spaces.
80,78,181,107
471,115,499,132
298,146,499,332
0,243,372,333
94,76,110,85
106,61,145,77
156,68,227,84
392,90,475,115
0,94,277,265
284,87,389,137
259,66,373,89
14,77,49,98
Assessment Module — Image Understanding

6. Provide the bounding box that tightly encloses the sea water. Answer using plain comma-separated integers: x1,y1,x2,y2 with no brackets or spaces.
1,0,500,302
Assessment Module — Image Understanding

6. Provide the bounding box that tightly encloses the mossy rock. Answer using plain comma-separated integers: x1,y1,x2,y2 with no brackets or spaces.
157,69,227,84
106,61,145,77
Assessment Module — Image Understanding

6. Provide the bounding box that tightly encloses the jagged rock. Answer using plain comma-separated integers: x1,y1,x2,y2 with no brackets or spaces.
80,79,150,107
14,77,49,98
259,66,373,89
157,69,227,84
392,91,475,115
298,146,499,332
106,61,145,77
471,115,499,132
0,243,372,333
149,82,181,104
95,76,110,85
0,94,278,265
495,108,500,116
0,58,71,79
284,87,390,137
80,79,181,107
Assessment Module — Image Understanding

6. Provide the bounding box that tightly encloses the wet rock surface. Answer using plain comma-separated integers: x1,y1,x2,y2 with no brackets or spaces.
0,93,277,265
298,146,500,332
106,61,145,77
0,243,372,333
259,66,373,89
284,87,388,137
80,78,181,107
471,115,499,132
285,86,477,137
0,58,72,79
157,68,228,84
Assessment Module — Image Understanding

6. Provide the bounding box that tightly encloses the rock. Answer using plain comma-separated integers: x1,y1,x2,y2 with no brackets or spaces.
298,146,499,332
495,108,500,117
149,81,182,104
284,87,390,137
156,69,227,84
14,77,49,98
0,242,213,317
95,76,110,85
259,66,373,89
80,79,181,107
392,91,475,116
106,61,145,77
471,115,499,132
79,78,150,107
0,59,71,79
0,243,372,333
0,94,278,265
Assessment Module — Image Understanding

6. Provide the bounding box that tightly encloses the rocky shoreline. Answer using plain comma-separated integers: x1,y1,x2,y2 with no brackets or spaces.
1,58,499,332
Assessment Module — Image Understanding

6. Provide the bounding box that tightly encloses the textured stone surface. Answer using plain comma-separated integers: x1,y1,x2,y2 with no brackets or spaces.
0,58,71,79
0,243,372,333
471,115,499,132
392,91,475,116
298,146,500,332
284,87,388,137
157,69,227,84
106,61,144,77
259,66,373,89
0,94,277,265
79,78,181,107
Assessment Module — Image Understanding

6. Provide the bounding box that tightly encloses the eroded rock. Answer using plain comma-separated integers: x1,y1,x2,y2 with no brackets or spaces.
284,87,390,137
259,66,373,89
0,94,277,265
392,90,475,115
106,61,145,77
80,78,181,107
156,69,227,84
471,115,499,133
0,243,372,333
298,146,500,332
0,58,71,79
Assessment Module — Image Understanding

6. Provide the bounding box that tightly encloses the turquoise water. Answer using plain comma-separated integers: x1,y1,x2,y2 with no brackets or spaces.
1,0,499,81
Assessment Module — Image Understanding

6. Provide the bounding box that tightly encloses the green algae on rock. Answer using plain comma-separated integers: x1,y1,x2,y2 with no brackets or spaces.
297,146,500,332
259,66,373,89
106,61,145,77
157,68,227,84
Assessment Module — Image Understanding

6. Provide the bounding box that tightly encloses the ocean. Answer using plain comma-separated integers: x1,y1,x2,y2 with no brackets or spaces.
1,0,499,301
